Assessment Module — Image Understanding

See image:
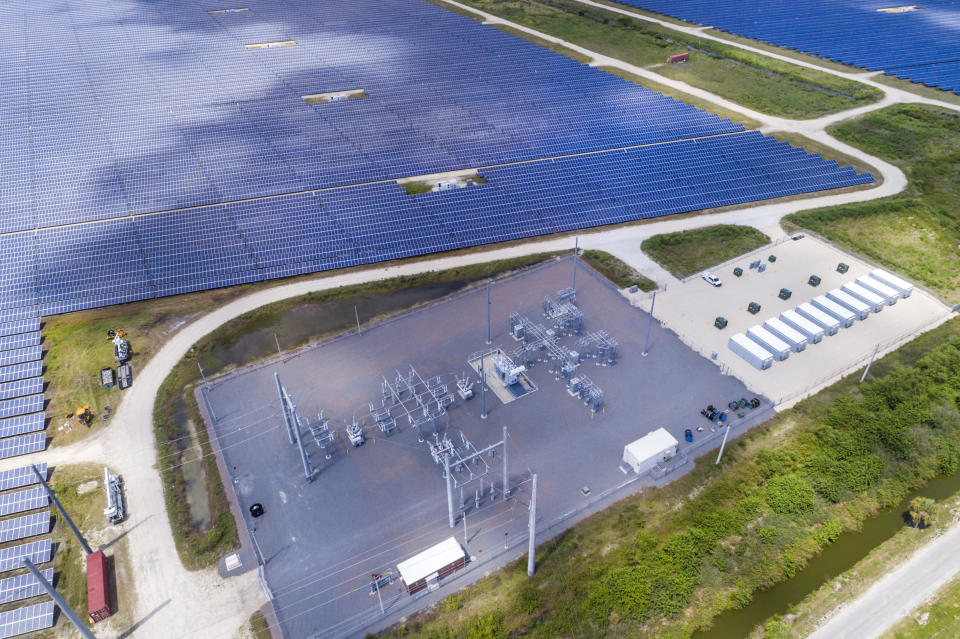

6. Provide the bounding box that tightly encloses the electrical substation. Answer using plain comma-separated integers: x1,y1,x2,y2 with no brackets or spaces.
204,257,773,639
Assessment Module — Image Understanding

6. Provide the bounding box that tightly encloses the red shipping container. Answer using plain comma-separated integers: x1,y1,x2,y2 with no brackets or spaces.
668,52,690,63
86,551,112,623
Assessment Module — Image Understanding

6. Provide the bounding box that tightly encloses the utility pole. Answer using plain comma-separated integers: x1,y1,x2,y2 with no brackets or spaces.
354,305,362,336
31,465,92,556
860,344,880,383
23,558,97,639
274,333,281,356
571,237,578,290
527,473,538,577
275,373,296,445
642,291,657,357
480,355,488,419
373,575,385,616
502,425,509,499
445,453,455,529
716,424,731,465
486,280,492,345
197,362,208,387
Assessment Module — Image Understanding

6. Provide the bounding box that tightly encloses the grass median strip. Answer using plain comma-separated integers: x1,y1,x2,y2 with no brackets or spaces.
641,224,770,278
581,249,657,290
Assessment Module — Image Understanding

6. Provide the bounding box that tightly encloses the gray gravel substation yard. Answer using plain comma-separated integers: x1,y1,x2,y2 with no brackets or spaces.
205,259,773,639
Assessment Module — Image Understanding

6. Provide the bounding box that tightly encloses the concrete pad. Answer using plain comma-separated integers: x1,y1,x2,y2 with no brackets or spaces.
638,235,953,405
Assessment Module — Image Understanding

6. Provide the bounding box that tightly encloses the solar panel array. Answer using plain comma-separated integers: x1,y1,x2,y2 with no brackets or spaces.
0,541,51,575
0,434,46,462
0,601,54,638
0,569,53,605
617,0,960,94
0,513,50,545
0,488,48,518
0,465,46,493
0,0,873,318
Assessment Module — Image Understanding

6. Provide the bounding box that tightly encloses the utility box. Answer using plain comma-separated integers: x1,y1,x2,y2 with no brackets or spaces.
728,333,773,370
778,288,792,300
768,255,777,262
118,364,132,390
780,309,824,343
808,275,821,287
869,268,913,298
733,267,743,277
87,550,112,623
623,428,679,474
746,326,791,361
398,537,466,595
836,262,849,274
796,302,841,335
747,302,761,314
714,317,728,329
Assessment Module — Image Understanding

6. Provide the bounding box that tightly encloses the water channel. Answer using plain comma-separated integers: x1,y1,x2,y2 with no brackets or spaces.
696,469,960,638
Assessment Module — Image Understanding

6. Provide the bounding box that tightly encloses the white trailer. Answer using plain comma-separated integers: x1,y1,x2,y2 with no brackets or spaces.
780,309,824,343
622,428,679,475
763,317,807,352
811,296,856,327
842,282,885,313
728,333,774,370
746,326,791,361
827,289,871,320
795,303,840,335
855,275,899,305
869,268,913,298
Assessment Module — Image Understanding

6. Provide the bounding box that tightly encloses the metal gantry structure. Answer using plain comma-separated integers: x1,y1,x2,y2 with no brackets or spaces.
377,365,454,442
275,373,314,481
443,426,510,529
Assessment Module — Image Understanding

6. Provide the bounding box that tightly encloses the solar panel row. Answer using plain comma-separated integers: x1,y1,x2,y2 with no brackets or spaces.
0,396,43,421
0,488,48,518
0,568,54,605
616,0,960,93
0,600,54,639
0,465,46,493
0,513,50,545
0,541,51,575
0,415,45,441
0,434,46,462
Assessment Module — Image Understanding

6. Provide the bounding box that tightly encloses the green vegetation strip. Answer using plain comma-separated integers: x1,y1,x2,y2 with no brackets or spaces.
154,253,560,569
785,104,960,302
379,316,960,639
581,249,656,290
444,0,881,118
881,573,960,638
249,610,272,639
641,224,770,278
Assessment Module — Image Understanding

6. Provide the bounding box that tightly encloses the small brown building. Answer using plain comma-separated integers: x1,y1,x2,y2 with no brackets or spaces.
397,537,466,595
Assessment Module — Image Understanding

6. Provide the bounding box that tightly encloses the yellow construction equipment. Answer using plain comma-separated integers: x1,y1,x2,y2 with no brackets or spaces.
75,406,93,426
105,329,126,341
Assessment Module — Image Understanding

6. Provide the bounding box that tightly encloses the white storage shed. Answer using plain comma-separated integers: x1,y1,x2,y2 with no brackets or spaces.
746,325,791,361
842,282,885,313
397,537,467,595
827,288,871,320
728,333,774,370
812,295,856,327
780,309,824,343
795,303,840,335
622,428,679,475
855,275,899,305
870,268,913,298
763,317,807,352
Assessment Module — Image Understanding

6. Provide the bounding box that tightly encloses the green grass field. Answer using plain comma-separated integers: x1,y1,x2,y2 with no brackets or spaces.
581,250,657,290
444,0,881,118
641,225,771,277
785,104,960,302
